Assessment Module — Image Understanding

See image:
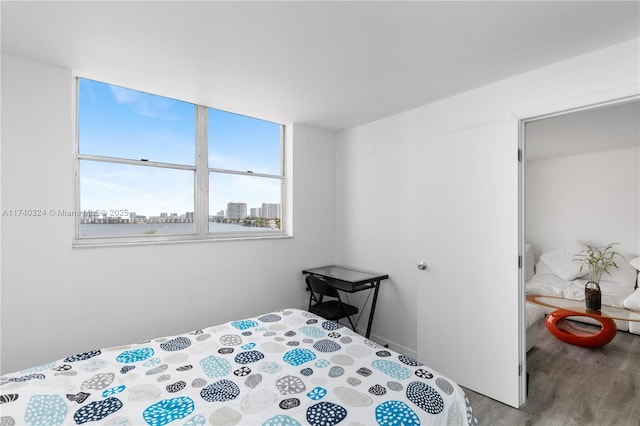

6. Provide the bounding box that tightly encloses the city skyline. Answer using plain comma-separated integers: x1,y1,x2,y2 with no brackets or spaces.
80,201,281,224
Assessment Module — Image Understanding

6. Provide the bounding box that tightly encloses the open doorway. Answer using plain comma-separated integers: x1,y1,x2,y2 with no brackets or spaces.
521,98,640,405
525,100,639,257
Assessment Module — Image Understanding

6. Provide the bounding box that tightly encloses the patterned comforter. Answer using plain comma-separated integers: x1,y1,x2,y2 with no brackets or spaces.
0,308,477,425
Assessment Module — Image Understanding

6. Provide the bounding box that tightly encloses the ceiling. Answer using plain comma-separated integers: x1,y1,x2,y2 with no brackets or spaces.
526,100,640,161
2,1,639,131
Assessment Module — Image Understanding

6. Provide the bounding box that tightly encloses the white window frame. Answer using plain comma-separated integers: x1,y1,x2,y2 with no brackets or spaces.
73,78,287,247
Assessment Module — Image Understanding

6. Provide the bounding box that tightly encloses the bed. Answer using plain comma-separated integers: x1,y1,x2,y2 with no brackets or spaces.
0,308,477,426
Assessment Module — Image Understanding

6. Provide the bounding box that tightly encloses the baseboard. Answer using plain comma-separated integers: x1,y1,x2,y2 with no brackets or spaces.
354,327,418,360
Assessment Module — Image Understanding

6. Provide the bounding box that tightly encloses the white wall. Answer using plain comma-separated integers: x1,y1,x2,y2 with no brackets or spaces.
525,101,639,161
525,102,640,258
527,147,640,258
335,38,639,376
0,54,337,374
334,119,420,355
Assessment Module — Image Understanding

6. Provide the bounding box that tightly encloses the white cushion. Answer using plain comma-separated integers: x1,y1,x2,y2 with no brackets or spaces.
629,257,640,271
539,241,588,281
586,279,634,299
594,251,635,285
526,302,545,328
535,258,555,275
525,244,535,281
525,273,566,296
623,288,640,311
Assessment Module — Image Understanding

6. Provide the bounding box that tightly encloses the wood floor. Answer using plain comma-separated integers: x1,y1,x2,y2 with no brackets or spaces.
464,320,640,425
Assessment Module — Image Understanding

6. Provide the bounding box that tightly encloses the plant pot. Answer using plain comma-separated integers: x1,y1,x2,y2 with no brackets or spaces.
585,281,601,311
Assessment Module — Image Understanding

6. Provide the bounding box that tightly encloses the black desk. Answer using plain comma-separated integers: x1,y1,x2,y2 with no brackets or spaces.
302,265,389,338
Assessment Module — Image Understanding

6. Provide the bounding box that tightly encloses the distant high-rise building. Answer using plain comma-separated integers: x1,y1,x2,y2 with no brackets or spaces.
226,202,247,220
261,203,280,219
250,207,261,217
210,210,224,221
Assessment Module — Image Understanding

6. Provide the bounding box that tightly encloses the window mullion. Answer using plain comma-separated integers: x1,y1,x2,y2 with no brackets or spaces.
195,105,209,236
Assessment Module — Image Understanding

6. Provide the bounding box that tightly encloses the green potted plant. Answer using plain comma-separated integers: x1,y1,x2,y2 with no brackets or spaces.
573,243,624,310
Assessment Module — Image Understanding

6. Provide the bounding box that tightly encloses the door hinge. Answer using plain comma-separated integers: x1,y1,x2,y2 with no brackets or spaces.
518,148,522,162
519,363,522,376
518,255,522,269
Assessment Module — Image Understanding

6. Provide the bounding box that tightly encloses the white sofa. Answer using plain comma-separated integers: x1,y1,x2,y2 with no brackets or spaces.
524,243,546,351
525,302,546,351
624,257,640,334
525,242,640,337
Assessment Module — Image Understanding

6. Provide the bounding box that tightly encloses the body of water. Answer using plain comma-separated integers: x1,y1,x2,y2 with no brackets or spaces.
80,222,272,237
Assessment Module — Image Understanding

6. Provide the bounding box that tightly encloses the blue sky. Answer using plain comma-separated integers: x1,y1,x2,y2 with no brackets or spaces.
79,78,282,217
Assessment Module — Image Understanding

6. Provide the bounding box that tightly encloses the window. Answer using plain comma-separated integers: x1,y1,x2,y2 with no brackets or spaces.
76,78,285,244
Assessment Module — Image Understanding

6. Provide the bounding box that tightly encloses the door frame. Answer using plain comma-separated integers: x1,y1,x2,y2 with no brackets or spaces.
515,90,639,406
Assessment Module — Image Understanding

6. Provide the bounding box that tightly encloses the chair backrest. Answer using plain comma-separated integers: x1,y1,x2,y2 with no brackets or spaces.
305,275,339,301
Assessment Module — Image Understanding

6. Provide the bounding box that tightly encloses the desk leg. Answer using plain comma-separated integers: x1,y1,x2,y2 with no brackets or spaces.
365,280,381,339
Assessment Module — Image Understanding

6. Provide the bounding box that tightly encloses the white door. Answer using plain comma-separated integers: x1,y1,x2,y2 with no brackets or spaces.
416,120,522,407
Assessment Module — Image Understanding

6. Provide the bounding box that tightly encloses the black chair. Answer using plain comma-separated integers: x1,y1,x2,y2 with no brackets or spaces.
305,274,359,331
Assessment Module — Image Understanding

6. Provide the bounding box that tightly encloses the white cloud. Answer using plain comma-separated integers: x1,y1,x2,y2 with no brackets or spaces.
109,85,140,104
208,154,229,167
81,177,136,194
108,85,180,120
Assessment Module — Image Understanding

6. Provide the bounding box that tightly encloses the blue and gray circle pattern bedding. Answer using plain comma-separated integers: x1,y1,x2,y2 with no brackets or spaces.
0,308,478,425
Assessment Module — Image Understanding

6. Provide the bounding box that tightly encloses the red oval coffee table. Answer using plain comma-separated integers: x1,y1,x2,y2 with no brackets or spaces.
526,294,640,348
